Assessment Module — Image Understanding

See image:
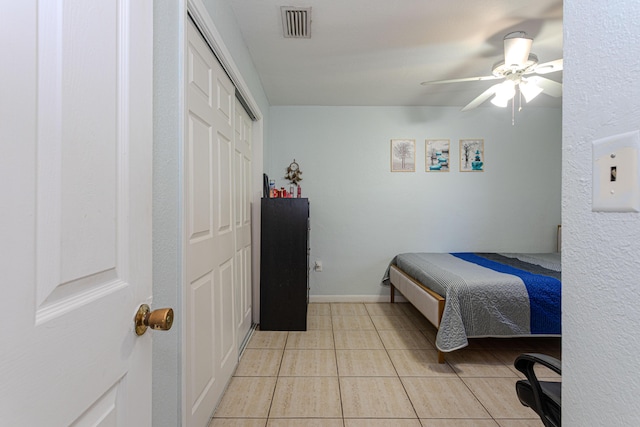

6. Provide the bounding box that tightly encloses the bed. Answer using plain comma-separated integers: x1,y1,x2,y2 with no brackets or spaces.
384,252,561,363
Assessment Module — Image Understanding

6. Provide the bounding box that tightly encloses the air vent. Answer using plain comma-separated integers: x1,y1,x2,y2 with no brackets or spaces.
281,7,311,38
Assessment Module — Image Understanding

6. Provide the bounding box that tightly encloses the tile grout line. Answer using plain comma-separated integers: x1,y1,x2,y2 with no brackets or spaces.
370,303,423,422
264,331,288,422
215,303,558,426
330,304,348,426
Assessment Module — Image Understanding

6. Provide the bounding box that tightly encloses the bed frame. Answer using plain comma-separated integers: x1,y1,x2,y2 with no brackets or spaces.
389,264,446,363
390,227,562,364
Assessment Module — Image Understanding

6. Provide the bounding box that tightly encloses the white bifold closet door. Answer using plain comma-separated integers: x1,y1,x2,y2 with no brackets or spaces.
234,98,253,348
185,19,253,426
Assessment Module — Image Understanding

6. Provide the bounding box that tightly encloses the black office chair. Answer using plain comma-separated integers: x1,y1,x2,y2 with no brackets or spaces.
514,353,561,427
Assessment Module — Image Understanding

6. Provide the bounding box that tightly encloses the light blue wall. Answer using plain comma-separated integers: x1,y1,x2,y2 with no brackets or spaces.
268,106,561,298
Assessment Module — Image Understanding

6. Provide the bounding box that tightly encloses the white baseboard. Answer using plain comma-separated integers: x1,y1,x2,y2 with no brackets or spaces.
309,294,408,303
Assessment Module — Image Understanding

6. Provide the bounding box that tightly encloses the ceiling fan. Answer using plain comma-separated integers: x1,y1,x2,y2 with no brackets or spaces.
421,31,563,111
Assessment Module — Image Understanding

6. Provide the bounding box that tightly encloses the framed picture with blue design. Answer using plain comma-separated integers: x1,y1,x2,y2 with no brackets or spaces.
459,139,484,172
425,139,450,172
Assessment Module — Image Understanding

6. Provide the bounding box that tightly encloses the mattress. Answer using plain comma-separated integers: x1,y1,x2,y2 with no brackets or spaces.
387,252,561,352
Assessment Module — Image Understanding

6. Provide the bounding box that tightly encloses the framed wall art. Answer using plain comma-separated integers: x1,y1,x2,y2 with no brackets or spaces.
459,139,484,172
390,139,416,172
425,139,450,172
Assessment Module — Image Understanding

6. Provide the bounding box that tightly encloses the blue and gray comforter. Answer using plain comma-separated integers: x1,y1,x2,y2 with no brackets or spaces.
387,252,561,352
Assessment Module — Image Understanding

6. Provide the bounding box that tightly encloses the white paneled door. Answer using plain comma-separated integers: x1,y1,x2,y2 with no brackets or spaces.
0,1,154,425
234,99,253,347
185,20,240,426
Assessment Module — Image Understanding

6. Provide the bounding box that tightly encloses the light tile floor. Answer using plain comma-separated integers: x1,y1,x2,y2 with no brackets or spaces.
210,302,561,427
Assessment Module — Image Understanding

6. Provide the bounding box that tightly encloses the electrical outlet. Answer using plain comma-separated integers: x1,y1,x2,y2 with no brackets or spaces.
314,260,323,272
593,130,640,212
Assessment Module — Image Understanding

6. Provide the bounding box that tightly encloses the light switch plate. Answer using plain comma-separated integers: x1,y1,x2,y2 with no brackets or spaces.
592,130,640,212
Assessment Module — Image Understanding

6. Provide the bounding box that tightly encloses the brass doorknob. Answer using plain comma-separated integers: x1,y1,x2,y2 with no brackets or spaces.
135,304,174,336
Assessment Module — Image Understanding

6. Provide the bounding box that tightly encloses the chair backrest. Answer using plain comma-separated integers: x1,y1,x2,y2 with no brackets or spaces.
514,353,561,427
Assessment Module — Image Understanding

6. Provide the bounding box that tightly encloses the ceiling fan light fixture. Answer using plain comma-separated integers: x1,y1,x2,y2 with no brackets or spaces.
490,94,510,107
422,31,562,114
496,80,516,98
519,79,544,103
490,80,516,107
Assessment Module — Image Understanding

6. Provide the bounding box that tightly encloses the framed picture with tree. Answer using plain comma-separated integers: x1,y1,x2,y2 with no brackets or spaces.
459,139,484,172
390,139,416,172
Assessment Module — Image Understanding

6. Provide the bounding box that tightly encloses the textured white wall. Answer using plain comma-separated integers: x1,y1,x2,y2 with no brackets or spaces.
563,1,640,424
268,106,561,298
152,2,183,425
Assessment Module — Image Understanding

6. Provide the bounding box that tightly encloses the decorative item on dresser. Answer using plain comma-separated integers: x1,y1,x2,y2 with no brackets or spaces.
260,198,310,330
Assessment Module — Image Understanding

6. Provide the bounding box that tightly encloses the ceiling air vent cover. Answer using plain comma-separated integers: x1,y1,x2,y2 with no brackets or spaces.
281,6,311,38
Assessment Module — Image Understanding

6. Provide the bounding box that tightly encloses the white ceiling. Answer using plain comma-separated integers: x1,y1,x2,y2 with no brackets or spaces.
228,0,563,108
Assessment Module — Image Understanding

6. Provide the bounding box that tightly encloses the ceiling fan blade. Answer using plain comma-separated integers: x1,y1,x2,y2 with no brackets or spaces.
532,58,563,74
504,31,533,68
421,75,500,85
528,76,563,97
461,83,502,111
